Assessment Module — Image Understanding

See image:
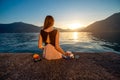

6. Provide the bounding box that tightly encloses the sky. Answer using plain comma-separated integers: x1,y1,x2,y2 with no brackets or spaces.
0,0,120,29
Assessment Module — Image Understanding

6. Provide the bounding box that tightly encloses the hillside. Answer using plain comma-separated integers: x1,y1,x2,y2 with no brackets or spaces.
83,12,120,33
0,22,42,33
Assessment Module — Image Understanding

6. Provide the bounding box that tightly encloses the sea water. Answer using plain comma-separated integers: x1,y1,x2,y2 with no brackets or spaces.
0,32,120,53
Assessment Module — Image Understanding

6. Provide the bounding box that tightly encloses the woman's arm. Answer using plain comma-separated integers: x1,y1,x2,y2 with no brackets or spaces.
55,30,66,55
38,34,44,50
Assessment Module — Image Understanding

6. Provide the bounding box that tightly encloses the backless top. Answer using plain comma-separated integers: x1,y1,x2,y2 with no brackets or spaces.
40,29,57,46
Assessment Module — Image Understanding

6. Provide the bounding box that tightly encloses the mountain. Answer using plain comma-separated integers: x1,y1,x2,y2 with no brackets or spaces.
0,22,68,33
0,22,42,33
83,12,120,33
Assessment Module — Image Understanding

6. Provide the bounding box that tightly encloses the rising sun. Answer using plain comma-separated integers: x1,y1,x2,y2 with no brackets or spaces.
68,23,83,30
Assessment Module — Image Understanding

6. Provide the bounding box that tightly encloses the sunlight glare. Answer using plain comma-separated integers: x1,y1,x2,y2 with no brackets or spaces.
68,23,83,30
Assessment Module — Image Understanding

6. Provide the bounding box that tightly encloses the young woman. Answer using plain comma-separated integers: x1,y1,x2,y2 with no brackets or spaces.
38,15,70,60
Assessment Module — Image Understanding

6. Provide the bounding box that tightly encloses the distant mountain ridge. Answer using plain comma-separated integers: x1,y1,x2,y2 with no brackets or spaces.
83,12,120,33
0,22,68,33
0,22,42,33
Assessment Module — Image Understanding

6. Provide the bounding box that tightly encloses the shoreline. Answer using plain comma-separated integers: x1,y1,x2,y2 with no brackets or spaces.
0,52,120,80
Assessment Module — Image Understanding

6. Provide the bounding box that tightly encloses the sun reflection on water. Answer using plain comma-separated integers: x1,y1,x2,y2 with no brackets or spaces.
73,32,78,40
60,32,93,43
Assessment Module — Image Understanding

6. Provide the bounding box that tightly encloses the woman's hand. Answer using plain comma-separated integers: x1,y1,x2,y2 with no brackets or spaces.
38,46,44,50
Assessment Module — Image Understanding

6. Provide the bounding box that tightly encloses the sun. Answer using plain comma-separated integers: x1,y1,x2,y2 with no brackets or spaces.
68,23,83,30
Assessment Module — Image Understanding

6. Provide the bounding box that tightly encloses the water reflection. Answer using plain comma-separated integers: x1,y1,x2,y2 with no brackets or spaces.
73,32,78,40
60,32,93,43
92,32,120,52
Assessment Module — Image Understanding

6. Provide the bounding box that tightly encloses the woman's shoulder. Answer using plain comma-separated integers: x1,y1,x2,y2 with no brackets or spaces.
54,29,60,34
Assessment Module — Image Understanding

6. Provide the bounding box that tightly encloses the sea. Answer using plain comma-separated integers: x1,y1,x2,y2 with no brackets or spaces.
0,32,120,54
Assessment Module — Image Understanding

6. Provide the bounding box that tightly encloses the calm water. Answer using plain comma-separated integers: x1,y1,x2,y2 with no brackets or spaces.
0,32,120,53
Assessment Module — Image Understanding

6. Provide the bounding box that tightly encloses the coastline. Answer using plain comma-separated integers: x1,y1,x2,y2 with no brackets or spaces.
0,52,120,80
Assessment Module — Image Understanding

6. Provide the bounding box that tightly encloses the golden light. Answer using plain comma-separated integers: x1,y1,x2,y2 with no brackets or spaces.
68,23,83,30
73,32,78,40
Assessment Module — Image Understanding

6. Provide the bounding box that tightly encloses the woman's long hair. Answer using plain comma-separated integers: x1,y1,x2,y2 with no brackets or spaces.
43,15,54,30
